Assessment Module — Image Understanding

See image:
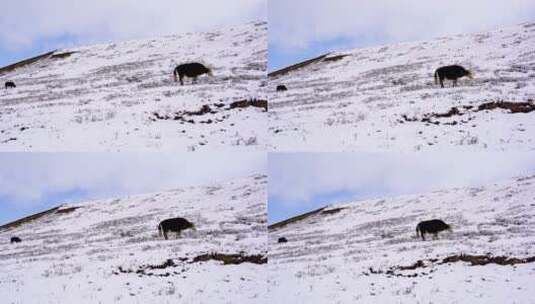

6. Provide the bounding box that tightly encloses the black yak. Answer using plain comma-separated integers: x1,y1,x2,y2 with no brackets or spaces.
158,217,195,240
276,85,287,92
434,65,473,88
278,237,288,243
10,236,21,243
5,81,16,89
416,219,451,241
173,62,212,85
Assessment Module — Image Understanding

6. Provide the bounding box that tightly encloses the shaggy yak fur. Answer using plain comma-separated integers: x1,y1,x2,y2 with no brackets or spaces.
434,65,473,88
416,219,451,241
173,62,212,85
158,217,195,240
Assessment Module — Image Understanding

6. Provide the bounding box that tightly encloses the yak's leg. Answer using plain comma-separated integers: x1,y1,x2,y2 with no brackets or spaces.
453,79,457,87
193,76,198,84
433,233,438,240
163,230,168,240
180,75,184,86
421,233,426,241
440,78,444,88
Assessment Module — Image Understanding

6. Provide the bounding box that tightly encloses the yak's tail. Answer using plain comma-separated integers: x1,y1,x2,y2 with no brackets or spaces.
173,68,178,82
158,224,162,237
416,224,420,238
434,71,438,85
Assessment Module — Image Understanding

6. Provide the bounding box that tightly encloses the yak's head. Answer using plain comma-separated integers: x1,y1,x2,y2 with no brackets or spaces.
465,70,474,79
188,222,196,231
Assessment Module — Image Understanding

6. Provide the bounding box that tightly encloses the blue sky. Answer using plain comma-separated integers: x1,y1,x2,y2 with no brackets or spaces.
0,188,88,227
268,189,355,226
3,1,533,72
0,34,80,67
268,152,535,224
268,0,535,71
0,153,266,225
269,36,360,72
0,0,265,68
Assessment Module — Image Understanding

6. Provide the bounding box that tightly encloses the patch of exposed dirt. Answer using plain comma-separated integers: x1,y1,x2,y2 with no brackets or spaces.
268,53,329,77
323,54,350,62
51,52,77,59
56,207,81,214
397,259,428,270
114,259,188,278
228,99,268,111
400,99,534,125
442,254,535,266
400,107,470,126
477,100,535,113
192,252,267,265
268,207,326,230
321,207,346,215
151,98,267,124
113,253,266,277
152,104,219,124
365,254,535,278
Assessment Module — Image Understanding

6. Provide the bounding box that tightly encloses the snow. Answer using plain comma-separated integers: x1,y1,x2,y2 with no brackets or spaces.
0,21,267,151
0,175,267,303
268,175,535,303
268,21,535,152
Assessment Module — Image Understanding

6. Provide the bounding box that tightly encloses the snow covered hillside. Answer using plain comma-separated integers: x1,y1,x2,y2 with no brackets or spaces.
0,175,267,303
268,175,535,303
0,21,267,151
269,21,535,152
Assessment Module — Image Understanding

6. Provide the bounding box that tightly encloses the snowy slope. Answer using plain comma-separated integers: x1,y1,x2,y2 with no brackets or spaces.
0,21,267,151
0,175,267,303
268,175,535,303
269,21,535,152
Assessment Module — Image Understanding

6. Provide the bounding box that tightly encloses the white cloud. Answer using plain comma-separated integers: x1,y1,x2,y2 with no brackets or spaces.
0,0,266,50
269,152,535,206
269,0,535,51
0,152,266,207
